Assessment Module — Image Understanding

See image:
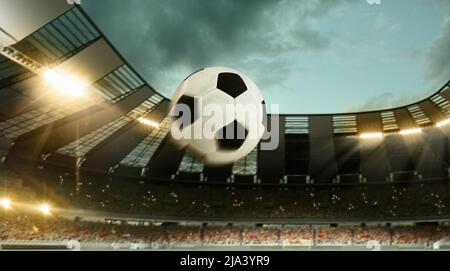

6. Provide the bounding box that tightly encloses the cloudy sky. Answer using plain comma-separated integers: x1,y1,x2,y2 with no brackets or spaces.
83,0,450,114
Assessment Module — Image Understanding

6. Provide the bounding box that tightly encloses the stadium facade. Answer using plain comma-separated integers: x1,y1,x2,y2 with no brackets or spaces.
1,0,450,223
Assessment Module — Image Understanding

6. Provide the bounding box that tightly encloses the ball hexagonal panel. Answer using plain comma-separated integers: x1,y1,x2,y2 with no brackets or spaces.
215,120,248,150
216,72,247,98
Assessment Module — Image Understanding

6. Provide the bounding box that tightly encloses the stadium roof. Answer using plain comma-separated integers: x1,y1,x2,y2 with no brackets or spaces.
1,0,450,186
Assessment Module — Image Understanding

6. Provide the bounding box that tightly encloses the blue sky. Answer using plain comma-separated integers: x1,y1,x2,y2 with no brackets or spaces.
83,0,450,114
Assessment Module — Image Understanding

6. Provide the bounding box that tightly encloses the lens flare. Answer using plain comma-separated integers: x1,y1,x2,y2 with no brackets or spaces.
43,69,87,97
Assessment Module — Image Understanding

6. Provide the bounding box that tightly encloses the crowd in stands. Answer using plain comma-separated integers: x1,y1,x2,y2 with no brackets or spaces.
280,227,313,245
167,227,202,246
28,168,450,220
2,168,450,249
242,228,279,245
353,227,391,245
316,227,352,245
391,226,436,245
0,214,167,244
203,227,241,245
1,214,450,247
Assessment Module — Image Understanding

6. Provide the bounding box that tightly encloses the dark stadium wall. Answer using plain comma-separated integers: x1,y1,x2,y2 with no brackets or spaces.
384,136,415,173
308,115,338,184
257,115,285,183
81,100,169,171
0,76,42,121
145,134,185,179
333,136,361,183
284,133,310,182
203,164,233,183
359,141,390,183
357,112,390,182
416,129,448,178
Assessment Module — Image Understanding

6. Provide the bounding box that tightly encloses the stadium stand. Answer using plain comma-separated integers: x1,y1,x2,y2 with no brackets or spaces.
1,214,450,249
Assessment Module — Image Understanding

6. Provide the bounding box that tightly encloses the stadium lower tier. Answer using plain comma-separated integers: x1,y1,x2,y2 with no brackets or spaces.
2,167,450,220
0,214,450,248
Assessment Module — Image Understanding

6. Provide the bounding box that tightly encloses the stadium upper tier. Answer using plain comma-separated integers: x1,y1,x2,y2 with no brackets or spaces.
1,1,450,188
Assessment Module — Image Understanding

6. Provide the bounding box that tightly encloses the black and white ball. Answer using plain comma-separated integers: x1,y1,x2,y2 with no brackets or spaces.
170,67,266,165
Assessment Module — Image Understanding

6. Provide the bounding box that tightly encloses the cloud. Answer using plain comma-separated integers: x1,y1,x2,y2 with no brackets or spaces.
432,0,450,10
373,12,400,34
348,89,435,112
426,17,450,81
350,92,396,111
83,0,354,96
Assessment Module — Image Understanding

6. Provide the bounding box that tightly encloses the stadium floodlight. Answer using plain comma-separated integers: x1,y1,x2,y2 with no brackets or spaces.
43,69,87,97
399,128,422,135
436,118,450,128
38,203,51,215
138,117,160,128
0,198,11,209
359,132,383,139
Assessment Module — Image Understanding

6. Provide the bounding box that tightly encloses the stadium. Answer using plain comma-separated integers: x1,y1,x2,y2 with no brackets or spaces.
1,0,450,251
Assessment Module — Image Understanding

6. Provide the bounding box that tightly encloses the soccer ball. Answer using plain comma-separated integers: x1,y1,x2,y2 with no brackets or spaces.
170,67,266,166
